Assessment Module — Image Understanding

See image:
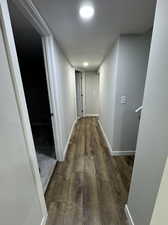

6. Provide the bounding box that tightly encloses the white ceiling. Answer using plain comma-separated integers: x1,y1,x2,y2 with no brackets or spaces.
15,0,157,70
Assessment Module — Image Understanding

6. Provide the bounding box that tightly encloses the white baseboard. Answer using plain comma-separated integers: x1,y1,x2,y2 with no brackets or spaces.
112,151,135,156
44,160,57,193
63,119,77,161
98,120,135,156
125,204,134,225
41,215,48,225
98,120,113,155
84,114,99,117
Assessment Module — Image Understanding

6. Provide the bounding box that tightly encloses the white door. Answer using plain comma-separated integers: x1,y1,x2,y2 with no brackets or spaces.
0,21,46,225
85,72,99,115
75,72,83,118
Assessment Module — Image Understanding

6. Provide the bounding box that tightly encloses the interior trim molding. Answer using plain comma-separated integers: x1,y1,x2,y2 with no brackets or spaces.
85,114,99,117
98,120,113,155
112,151,135,156
41,215,48,225
125,204,135,225
42,36,64,161
98,120,135,156
43,160,57,193
63,118,77,161
12,0,51,36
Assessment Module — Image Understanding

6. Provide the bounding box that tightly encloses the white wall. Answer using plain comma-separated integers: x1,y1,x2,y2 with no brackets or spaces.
99,32,151,153
85,72,99,116
99,41,118,147
127,0,168,224
53,40,77,159
113,33,151,152
150,158,168,225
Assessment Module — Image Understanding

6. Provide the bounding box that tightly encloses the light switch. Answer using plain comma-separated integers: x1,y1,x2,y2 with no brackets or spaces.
120,96,127,104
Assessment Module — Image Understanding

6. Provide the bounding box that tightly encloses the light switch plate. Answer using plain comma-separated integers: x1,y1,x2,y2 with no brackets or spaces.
120,96,127,104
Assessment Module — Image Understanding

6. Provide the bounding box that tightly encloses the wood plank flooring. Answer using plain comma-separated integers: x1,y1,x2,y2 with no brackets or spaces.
45,117,134,225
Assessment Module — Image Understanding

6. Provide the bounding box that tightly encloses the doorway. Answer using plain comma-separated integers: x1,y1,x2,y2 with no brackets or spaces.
8,1,56,192
75,70,99,118
75,71,84,118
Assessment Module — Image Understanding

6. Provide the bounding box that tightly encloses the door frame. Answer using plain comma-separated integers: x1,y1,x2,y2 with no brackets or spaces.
75,71,86,118
75,71,83,118
82,72,86,116
0,0,62,223
10,0,63,161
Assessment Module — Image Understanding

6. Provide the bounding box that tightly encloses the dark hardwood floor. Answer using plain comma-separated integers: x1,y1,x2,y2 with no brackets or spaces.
45,117,134,225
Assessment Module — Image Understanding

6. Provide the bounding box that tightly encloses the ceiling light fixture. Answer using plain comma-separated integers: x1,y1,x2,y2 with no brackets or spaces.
79,4,95,21
83,62,89,67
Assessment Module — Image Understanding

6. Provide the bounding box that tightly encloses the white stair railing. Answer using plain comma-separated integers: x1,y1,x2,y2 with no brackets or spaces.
135,106,143,113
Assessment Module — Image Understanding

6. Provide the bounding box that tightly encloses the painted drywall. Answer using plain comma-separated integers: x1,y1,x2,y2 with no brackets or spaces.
99,41,118,147
112,33,151,152
52,39,76,158
150,158,168,225
99,32,151,153
0,22,44,225
127,0,168,224
85,72,99,115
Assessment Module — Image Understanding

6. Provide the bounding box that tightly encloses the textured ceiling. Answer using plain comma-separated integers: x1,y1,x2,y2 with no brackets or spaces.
11,0,157,70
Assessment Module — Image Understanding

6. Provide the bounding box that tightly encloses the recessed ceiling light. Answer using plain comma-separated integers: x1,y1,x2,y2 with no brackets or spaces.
79,4,95,21
83,62,89,67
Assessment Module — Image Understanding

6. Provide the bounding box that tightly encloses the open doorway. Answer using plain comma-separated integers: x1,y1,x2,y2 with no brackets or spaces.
8,1,56,192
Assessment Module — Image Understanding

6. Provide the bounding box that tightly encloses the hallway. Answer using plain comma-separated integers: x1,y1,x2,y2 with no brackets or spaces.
1,0,167,224
45,117,134,225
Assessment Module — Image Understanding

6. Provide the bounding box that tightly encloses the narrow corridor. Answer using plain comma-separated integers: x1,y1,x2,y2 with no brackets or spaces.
45,117,134,225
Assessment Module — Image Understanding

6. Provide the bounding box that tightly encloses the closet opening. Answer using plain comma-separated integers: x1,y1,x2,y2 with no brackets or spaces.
8,1,56,192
